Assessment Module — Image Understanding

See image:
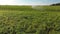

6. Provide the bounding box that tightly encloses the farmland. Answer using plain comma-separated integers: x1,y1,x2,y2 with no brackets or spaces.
0,6,60,34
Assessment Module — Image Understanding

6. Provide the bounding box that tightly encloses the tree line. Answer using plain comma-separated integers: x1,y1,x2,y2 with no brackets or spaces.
51,3,60,6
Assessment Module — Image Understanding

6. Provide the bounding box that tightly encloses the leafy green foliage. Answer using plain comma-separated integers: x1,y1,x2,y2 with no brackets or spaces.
0,6,60,34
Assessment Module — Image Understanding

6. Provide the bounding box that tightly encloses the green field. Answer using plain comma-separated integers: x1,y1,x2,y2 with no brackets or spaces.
0,6,60,34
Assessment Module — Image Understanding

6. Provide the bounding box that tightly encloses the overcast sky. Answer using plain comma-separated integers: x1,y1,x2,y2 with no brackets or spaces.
0,0,60,5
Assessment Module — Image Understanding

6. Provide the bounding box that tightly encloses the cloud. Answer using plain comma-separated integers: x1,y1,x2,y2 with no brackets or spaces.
0,0,27,5
0,0,52,5
0,0,17,5
15,0,48,5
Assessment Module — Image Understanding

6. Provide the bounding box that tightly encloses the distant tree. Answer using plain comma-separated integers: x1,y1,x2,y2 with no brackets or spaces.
51,3,60,6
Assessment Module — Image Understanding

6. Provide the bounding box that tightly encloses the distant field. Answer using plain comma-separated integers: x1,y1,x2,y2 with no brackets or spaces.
0,6,60,34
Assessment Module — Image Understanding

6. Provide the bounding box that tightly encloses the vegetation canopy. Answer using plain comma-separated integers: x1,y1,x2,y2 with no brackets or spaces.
0,5,60,34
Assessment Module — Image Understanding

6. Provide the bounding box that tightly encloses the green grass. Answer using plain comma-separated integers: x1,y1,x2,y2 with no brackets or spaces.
0,6,60,34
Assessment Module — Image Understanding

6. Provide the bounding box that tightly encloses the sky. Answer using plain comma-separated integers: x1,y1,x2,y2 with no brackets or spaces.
0,0,60,5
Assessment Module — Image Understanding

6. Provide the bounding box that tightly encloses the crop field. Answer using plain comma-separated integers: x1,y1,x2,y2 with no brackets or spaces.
0,6,60,34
